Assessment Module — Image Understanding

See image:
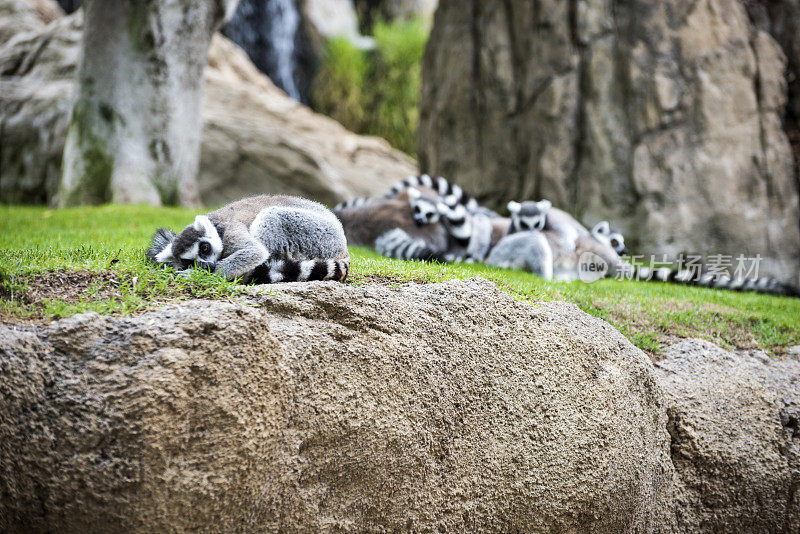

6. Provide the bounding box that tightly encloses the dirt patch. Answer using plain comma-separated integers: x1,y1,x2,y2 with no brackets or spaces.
348,274,424,287
13,270,127,305
0,270,130,323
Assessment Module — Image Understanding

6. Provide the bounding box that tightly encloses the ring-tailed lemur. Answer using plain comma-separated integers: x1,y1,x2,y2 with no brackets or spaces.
590,221,628,256
333,193,449,262
147,195,350,283
335,186,444,226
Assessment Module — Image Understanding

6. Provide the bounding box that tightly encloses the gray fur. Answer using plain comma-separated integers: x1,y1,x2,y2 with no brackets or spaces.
486,231,554,280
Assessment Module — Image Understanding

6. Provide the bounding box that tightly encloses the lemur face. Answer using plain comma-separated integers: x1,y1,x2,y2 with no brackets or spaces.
155,215,224,270
508,200,550,231
407,188,441,226
591,221,628,256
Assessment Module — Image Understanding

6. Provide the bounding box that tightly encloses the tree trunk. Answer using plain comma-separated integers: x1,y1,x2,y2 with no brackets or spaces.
59,0,239,206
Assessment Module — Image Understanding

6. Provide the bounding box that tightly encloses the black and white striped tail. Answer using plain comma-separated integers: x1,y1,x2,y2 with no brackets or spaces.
250,258,350,284
385,174,479,211
437,203,472,248
633,266,800,298
374,229,448,262
333,197,372,212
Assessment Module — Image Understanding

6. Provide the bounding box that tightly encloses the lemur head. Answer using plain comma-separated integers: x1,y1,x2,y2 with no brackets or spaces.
591,221,628,256
147,215,224,270
507,200,550,232
407,187,441,226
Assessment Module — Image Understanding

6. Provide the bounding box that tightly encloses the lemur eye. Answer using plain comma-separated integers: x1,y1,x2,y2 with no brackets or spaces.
199,242,211,256
611,239,619,247
413,206,420,213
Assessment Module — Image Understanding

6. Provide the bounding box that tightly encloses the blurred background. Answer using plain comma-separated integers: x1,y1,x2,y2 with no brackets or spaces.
1,0,799,283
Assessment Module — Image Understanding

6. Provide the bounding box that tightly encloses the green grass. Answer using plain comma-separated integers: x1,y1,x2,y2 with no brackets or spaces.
2,204,799,356
313,17,427,155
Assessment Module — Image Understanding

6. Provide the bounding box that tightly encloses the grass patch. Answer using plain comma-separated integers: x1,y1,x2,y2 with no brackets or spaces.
2,204,799,356
313,17,427,155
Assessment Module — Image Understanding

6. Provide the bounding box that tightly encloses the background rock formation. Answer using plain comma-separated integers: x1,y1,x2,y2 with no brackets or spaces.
418,0,800,283
0,4,414,207
0,279,675,532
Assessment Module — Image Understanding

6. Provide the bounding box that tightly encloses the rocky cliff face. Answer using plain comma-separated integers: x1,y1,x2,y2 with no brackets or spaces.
0,279,676,532
0,4,414,207
418,0,800,284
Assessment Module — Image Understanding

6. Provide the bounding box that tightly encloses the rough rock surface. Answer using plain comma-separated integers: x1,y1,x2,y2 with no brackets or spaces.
656,339,800,532
418,0,800,284
0,278,675,532
0,5,414,207
745,0,800,123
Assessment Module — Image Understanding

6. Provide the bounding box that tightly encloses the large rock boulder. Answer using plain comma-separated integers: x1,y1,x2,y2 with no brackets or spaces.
656,339,800,532
0,5,414,207
0,278,676,532
418,0,800,284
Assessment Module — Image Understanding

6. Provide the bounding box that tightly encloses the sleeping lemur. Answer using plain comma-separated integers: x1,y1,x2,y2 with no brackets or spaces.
147,195,350,283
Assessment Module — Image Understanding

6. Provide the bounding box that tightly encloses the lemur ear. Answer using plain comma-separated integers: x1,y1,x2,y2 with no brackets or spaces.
537,199,552,212
407,187,421,199
592,221,610,235
193,215,215,235
507,201,521,214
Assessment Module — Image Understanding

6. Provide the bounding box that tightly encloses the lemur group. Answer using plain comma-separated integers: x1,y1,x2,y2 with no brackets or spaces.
147,174,799,298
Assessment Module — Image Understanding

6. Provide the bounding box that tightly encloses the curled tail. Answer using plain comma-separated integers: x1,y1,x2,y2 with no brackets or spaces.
333,197,372,212
250,258,350,284
632,266,800,298
374,229,448,262
386,174,480,212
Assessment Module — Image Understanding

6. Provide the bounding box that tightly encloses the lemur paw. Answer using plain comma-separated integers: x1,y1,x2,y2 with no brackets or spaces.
177,268,195,278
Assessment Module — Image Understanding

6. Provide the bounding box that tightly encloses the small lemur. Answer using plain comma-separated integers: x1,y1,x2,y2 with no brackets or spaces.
335,185,443,226
506,200,629,256
147,195,350,283
590,221,628,256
